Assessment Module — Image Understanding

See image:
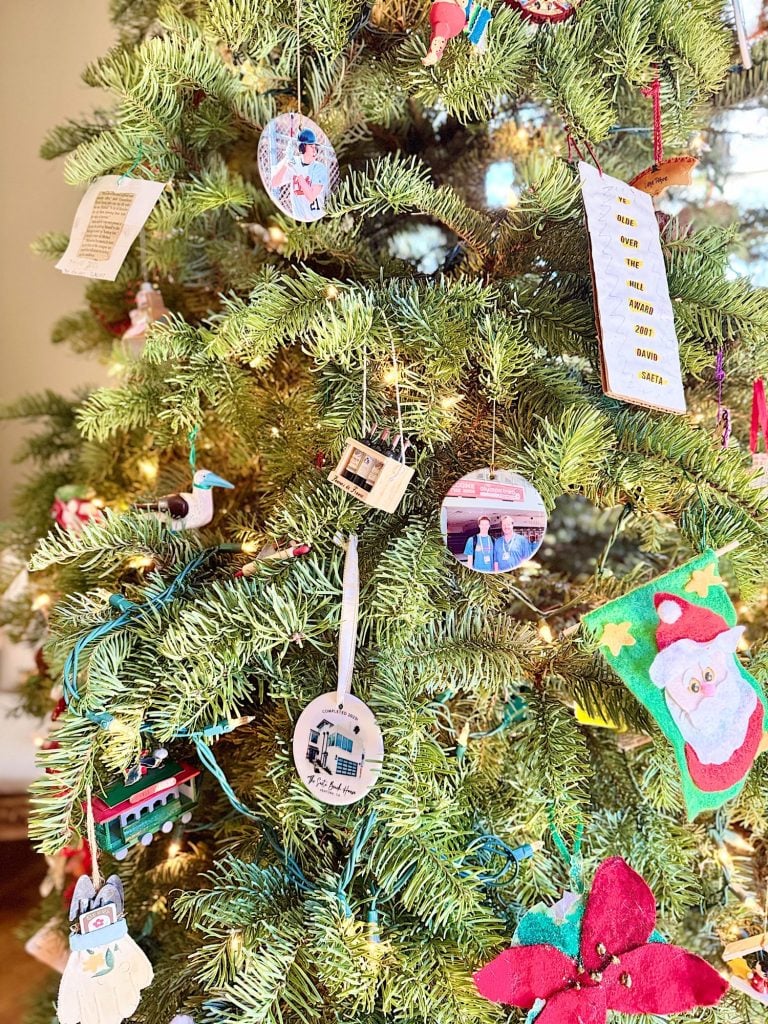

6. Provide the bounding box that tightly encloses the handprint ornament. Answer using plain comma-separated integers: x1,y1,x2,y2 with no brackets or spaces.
57,874,153,1024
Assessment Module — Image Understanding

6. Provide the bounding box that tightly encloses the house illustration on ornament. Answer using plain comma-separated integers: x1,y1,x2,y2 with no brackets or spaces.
305,719,365,778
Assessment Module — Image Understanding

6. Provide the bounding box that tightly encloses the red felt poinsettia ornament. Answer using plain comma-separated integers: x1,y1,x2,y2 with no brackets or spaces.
474,857,728,1023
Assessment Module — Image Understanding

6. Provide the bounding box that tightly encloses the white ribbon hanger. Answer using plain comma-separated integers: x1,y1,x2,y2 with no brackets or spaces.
335,533,359,707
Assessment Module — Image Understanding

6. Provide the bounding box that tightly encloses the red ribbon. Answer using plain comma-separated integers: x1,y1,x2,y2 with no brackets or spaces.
750,378,768,454
641,76,663,167
565,130,582,164
565,129,603,175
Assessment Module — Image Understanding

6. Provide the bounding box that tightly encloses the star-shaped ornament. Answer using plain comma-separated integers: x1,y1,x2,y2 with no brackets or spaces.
684,563,721,599
598,621,635,657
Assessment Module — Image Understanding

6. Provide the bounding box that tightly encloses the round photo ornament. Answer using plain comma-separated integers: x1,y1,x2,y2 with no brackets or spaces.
292,691,384,806
440,467,547,574
292,535,384,805
258,112,339,223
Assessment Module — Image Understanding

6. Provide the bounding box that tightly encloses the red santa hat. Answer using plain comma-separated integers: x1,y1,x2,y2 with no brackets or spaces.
649,592,731,689
654,592,729,650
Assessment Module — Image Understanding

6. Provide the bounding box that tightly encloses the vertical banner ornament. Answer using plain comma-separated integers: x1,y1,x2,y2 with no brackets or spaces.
580,161,686,415
583,549,768,818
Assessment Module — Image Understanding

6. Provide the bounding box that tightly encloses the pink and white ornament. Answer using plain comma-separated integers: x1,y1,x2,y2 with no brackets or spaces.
51,486,104,533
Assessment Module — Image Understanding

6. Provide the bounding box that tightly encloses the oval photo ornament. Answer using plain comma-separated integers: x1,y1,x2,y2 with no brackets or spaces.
292,692,384,805
258,113,339,223
440,467,547,574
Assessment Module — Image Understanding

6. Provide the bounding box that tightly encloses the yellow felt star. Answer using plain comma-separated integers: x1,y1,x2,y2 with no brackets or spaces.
684,563,721,599
599,621,636,657
574,704,627,732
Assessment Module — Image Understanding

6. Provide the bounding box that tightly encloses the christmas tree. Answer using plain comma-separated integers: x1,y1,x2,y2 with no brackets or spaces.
6,0,768,1022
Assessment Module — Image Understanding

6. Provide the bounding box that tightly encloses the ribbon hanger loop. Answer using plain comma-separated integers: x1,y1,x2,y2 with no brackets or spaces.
118,141,145,186
640,74,663,168
750,378,768,455
335,533,359,706
188,424,200,472
548,805,585,893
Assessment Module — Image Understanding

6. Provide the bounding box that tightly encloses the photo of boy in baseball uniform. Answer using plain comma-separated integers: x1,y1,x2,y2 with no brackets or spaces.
258,114,338,223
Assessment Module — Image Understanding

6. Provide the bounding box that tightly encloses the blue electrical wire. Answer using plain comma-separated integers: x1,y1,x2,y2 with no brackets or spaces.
63,547,216,724
336,809,378,916
60,545,540,920
461,834,535,885
193,738,312,892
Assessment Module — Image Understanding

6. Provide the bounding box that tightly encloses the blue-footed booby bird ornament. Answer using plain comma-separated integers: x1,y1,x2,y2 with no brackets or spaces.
133,468,233,530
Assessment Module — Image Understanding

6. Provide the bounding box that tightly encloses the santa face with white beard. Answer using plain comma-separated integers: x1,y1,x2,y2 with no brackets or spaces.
650,628,754,761
649,594,765,793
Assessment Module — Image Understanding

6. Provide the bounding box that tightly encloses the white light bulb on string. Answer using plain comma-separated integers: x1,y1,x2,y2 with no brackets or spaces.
716,846,734,871
106,718,134,742
137,458,159,483
268,226,287,247
127,554,155,571
538,621,554,644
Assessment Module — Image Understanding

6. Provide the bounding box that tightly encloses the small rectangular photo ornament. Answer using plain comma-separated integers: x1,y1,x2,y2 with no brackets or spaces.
723,932,768,1005
328,438,414,514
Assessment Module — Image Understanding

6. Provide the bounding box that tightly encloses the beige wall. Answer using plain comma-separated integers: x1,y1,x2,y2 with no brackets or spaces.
0,0,114,519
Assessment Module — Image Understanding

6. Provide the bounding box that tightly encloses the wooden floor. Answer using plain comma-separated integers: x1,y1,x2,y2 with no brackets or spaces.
0,841,52,1024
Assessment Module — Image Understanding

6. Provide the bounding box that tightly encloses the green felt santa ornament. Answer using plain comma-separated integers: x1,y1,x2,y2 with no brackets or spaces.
583,549,768,818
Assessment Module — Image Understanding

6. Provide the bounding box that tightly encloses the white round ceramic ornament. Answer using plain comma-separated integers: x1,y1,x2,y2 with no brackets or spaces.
440,467,547,574
258,112,339,223
292,535,384,805
292,691,384,805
